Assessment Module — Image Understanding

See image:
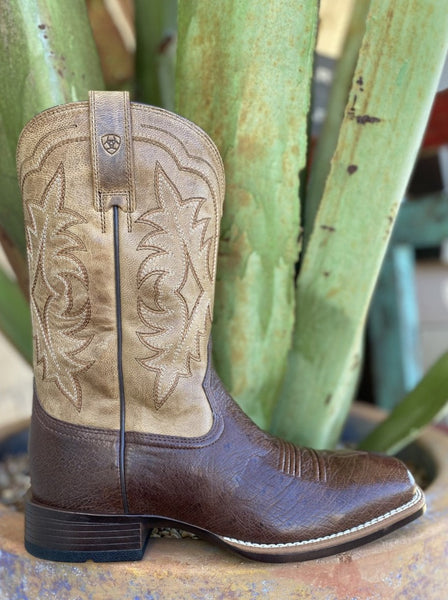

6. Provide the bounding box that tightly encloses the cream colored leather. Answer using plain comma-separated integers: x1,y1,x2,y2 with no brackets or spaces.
17,92,225,436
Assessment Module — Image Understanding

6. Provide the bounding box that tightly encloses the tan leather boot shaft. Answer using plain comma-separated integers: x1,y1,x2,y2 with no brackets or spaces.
17,91,225,436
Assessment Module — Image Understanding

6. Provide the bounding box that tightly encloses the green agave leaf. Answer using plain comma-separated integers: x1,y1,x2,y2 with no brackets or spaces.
304,0,370,245
0,0,104,265
134,0,177,109
359,352,448,455
273,0,448,448
176,0,318,428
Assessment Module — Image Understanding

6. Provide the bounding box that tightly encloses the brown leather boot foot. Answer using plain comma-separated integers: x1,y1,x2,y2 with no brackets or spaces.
17,92,425,563
25,367,424,563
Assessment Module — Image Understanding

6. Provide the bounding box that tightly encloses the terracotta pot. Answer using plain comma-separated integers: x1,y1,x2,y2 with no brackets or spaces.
0,403,447,600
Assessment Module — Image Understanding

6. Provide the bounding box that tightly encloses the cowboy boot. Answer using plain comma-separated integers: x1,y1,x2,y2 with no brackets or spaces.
17,91,425,563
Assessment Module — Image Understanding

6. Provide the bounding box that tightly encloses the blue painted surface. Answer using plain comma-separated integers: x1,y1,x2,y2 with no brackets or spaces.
394,245,422,392
0,429,28,458
369,192,448,409
393,192,448,247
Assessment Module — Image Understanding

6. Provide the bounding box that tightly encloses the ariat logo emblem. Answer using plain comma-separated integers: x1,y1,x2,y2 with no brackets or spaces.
101,133,121,155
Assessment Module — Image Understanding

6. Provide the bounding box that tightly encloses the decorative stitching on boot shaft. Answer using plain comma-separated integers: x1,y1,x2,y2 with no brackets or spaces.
134,156,217,411
25,163,94,411
17,98,224,436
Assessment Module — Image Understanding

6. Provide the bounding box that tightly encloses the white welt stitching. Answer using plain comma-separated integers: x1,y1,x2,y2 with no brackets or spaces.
221,488,424,549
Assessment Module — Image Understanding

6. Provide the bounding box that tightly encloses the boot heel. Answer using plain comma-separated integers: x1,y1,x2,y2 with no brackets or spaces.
25,496,152,563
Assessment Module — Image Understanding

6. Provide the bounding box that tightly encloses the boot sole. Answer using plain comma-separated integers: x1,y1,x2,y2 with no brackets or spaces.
25,489,425,563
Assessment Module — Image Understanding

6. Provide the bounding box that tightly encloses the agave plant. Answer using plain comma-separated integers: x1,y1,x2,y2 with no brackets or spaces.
0,0,447,455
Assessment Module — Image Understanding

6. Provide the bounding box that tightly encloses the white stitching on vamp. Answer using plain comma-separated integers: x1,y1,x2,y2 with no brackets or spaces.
221,488,424,549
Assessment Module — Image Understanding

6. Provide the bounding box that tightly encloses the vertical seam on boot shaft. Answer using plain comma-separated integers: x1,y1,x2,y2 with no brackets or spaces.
113,205,129,513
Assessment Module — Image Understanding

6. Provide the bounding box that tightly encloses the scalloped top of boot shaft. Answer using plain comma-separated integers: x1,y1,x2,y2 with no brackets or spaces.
16,91,225,202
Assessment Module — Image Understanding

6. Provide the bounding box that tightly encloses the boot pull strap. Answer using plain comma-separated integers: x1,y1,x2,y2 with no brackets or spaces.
89,90,136,229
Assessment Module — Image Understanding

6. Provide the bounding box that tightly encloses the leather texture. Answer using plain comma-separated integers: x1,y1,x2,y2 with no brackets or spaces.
89,91,136,215
29,386,123,513
18,92,424,558
29,357,422,547
17,92,224,437
127,360,420,545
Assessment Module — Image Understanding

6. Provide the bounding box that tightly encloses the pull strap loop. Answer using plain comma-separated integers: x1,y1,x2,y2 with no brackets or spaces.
89,91,135,217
